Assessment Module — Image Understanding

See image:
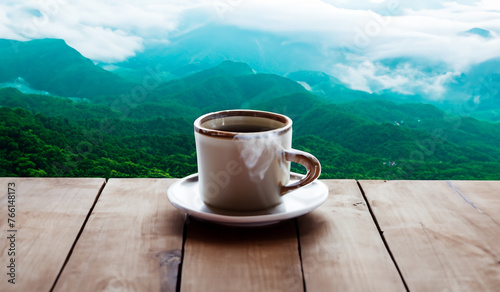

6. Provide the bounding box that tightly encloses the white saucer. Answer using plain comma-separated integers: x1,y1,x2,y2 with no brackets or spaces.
167,173,328,227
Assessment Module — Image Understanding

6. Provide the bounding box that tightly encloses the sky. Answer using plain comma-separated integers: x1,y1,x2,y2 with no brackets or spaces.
1,0,499,99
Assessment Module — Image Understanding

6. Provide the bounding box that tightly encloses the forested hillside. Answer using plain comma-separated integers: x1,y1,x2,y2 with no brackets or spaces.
0,105,196,178
2,71,500,180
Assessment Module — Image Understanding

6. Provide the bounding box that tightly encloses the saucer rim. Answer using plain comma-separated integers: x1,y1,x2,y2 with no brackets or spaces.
167,172,328,226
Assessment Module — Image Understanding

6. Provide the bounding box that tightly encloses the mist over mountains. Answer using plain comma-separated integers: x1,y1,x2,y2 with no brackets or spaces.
110,22,500,115
1,37,499,121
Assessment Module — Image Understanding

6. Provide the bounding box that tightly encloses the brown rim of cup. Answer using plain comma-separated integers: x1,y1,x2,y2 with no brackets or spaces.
194,110,292,139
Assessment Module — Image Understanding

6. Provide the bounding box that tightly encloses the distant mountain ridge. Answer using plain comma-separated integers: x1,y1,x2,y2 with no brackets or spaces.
463,28,493,39
93,59,308,113
1,37,499,122
0,38,134,99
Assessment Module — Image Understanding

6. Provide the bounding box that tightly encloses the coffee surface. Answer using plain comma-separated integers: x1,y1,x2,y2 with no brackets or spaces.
213,124,276,133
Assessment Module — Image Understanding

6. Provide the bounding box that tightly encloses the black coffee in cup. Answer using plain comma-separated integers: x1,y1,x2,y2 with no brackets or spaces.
213,124,275,133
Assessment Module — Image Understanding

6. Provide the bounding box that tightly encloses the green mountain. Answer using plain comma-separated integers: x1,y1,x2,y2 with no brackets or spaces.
152,60,306,108
448,58,500,121
3,38,499,122
0,92,196,178
2,77,500,180
1,44,500,180
0,39,134,99
253,94,500,179
286,58,500,123
93,60,307,117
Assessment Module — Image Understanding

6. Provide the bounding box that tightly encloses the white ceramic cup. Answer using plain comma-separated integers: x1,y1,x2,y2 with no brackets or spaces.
194,109,321,212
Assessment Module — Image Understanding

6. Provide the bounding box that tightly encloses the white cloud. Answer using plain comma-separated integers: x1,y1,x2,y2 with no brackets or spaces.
0,0,209,62
1,0,498,65
323,0,481,14
219,0,500,67
67,27,144,62
211,0,500,97
297,81,312,91
333,61,462,100
0,0,499,98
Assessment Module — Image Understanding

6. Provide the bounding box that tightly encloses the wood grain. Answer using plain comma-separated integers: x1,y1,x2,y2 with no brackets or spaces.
447,180,500,228
0,178,105,292
359,180,500,292
181,218,303,292
53,178,185,292
298,180,406,291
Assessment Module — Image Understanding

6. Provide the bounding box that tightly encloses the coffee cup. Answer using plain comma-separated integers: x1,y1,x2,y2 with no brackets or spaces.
194,109,321,212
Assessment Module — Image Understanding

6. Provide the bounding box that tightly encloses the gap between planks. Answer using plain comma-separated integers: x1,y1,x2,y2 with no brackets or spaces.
294,218,307,292
175,215,189,292
356,181,410,292
49,179,108,292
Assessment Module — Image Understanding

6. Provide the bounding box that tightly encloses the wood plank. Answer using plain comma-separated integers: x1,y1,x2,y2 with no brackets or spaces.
298,180,406,291
0,178,105,292
53,178,185,292
359,180,500,292
447,180,500,227
181,218,303,292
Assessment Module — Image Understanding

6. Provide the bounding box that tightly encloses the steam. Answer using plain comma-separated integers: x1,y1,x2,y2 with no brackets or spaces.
234,133,286,182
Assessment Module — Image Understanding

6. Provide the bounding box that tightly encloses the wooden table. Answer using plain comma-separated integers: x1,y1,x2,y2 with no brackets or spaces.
1,178,499,291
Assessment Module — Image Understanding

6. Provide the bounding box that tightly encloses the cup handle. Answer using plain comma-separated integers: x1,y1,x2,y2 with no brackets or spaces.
280,149,321,196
